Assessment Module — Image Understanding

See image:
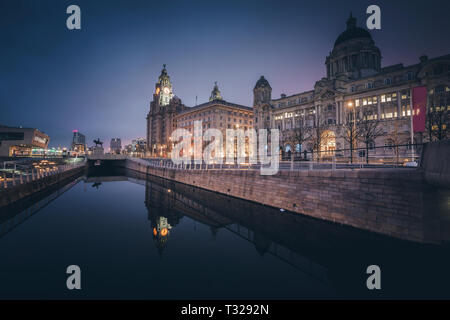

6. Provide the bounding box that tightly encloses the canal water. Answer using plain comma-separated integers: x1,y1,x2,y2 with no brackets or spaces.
0,167,450,299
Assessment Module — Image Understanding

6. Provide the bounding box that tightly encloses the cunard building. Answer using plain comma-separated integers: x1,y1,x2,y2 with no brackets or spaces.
253,14,450,161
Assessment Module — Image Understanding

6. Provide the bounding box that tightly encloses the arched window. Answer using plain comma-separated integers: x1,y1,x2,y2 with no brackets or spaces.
368,140,375,150
295,144,302,152
384,139,394,151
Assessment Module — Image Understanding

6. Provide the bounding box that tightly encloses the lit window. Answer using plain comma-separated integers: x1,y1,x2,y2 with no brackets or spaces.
381,95,386,103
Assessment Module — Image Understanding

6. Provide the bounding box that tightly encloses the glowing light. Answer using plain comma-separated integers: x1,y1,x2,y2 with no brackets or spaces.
160,228,168,237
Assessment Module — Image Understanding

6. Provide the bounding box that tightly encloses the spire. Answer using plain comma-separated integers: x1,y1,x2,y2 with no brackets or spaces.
159,64,168,79
346,12,357,29
209,81,223,101
157,63,172,92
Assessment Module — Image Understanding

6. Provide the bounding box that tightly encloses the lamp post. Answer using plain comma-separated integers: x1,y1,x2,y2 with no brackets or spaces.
346,101,356,164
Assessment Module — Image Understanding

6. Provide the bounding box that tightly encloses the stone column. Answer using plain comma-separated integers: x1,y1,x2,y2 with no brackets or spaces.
315,105,319,125
335,101,339,124
377,95,381,120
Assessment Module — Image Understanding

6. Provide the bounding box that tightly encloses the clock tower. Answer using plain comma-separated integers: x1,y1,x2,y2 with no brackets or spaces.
155,64,174,106
147,64,187,157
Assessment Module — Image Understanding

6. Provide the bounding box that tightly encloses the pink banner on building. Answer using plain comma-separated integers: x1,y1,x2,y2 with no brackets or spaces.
412,86,427,133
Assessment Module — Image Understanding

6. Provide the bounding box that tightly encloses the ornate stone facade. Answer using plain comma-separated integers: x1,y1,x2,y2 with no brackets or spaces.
147,70,253,157
147,14,449,161
146,65,188,157
253,14,450,161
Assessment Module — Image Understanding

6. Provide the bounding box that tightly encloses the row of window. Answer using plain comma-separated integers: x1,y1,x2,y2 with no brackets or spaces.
181,124,250,132
179,117,252,127
349,72,414,93
430,86,450,94
178,110,251,122
277,96,311,108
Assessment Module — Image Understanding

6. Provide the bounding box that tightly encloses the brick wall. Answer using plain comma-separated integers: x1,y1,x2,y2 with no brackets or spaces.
125,159,443,243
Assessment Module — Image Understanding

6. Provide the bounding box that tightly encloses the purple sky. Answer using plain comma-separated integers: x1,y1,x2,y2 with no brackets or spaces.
2,0,449,147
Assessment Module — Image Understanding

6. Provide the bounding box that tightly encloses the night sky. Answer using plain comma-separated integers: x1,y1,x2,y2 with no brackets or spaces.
2,0,449,148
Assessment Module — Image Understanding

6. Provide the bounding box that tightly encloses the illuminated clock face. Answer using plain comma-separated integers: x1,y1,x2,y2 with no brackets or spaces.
163,87,170,94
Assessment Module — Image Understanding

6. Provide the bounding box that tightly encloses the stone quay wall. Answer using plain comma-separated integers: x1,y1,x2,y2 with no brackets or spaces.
420,140,450,188
0,165,86,207
124,159,440,243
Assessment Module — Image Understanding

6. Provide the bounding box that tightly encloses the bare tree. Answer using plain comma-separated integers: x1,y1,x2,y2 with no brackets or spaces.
426,108,449,141
342,111,359,164
310,113,333,161
283,119,311,160
386,122,402,165
357,109,384,164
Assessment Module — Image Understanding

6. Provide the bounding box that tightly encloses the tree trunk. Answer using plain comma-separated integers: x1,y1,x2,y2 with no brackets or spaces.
366,143,369,164
350,136,353,164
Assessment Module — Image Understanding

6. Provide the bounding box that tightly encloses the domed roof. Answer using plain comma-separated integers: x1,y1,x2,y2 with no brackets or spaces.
334,13,373,47
254,76,271,90
209,81,223,101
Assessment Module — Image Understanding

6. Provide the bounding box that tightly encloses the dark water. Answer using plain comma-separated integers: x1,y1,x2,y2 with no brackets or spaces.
1,167,450,299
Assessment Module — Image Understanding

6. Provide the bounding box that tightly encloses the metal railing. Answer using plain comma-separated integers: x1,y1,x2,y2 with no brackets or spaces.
280,143,423,166
133,143,424,172
0,160,85,190
136,157,417,173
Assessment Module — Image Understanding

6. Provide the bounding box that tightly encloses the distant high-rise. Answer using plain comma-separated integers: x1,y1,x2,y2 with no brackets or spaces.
71,130,86,153
110,138,122,154
132,137,146,152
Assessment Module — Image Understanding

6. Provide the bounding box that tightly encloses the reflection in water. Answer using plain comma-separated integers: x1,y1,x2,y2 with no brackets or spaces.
91,182,102,189
0,176,83,240
142,175,330,282
0,166,449,299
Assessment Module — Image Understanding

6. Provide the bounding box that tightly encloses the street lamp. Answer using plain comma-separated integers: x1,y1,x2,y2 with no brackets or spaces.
346,101,356,164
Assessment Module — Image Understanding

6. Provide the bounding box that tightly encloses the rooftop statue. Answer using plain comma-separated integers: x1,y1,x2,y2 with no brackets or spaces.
93,138,103,147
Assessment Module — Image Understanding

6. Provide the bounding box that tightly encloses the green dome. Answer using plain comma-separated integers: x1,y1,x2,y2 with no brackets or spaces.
254,76,271,90
334,13,373,47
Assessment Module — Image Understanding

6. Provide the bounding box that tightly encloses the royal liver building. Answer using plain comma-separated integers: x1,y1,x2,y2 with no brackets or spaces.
253,14,449,161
